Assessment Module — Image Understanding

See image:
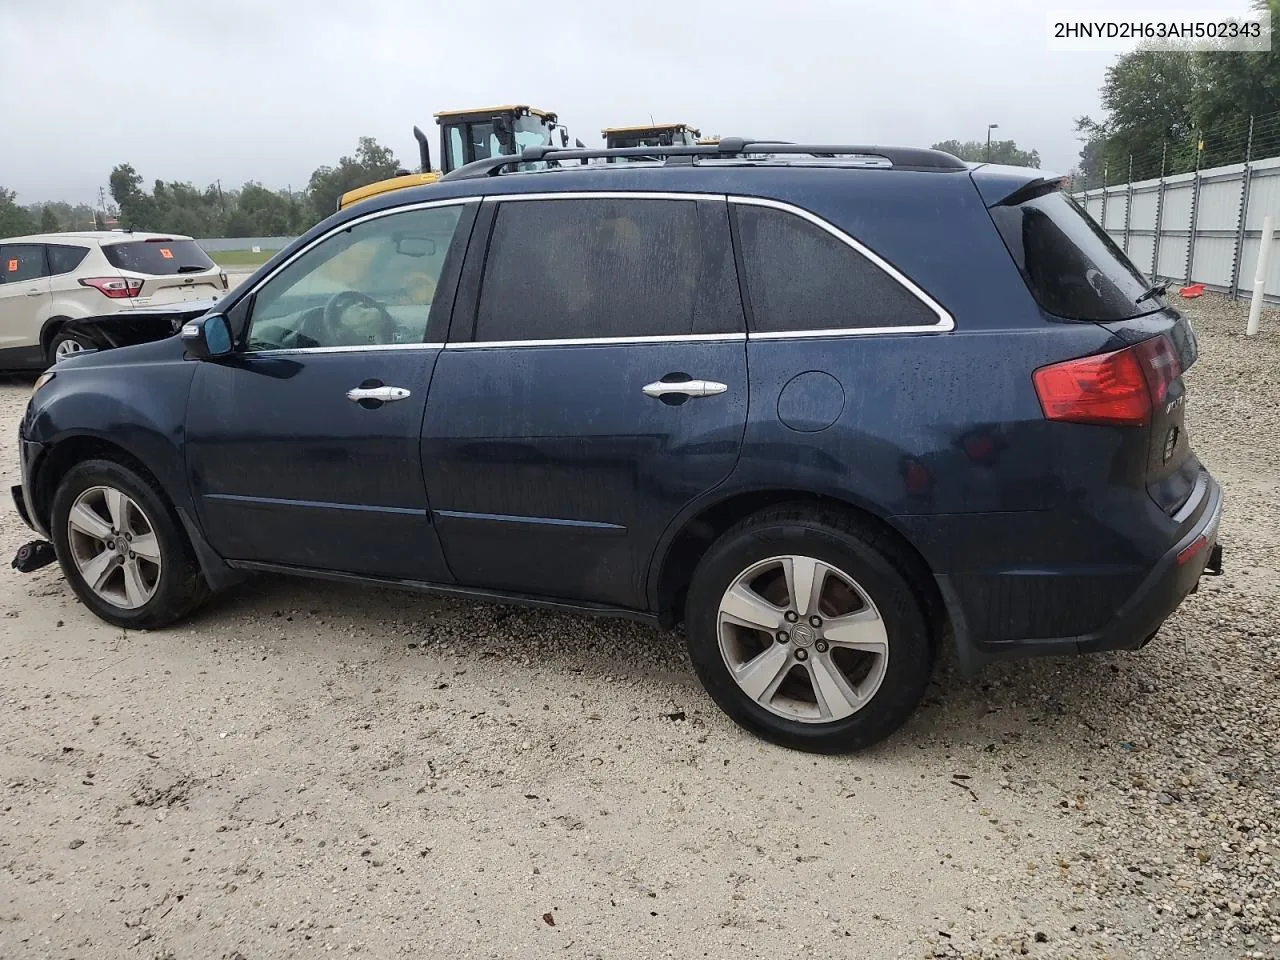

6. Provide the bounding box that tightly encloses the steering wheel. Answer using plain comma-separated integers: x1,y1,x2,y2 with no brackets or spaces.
321,290,398,346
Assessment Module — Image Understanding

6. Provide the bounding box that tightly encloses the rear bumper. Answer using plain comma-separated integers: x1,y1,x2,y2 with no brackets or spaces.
938,474,1223,667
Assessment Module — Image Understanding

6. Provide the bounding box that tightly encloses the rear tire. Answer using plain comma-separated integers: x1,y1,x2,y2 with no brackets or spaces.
50,458,209,629
47,329,94,365
685,504,934,753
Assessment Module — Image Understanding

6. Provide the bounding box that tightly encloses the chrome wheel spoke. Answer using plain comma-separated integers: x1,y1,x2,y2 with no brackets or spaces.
720,583,787,633
807,655,862,720
734,643,792,703
129,533,161,563
121,560,150,608
783,556,825,617
103,488,128,533
68,503,112,541
824,608,889,654
80,549,118,592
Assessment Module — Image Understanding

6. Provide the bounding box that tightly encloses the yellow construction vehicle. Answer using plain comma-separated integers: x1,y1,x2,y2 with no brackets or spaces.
338,105,569,210
602,122,702,149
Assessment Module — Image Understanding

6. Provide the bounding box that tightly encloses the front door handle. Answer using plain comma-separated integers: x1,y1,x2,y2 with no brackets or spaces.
346,385,411,403
642,379,728,399
26,288,44,297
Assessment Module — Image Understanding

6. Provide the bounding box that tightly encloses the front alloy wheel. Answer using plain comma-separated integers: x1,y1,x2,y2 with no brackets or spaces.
50,457,210,629
66,485,163,609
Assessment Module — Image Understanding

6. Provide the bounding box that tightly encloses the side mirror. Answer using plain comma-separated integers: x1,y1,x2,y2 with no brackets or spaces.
181,313,233,360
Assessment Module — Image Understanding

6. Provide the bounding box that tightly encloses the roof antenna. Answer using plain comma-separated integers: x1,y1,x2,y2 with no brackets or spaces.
649,112,655,127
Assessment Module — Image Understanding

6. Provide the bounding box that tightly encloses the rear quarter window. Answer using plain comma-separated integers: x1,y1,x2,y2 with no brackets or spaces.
988,190,1158,321
732,204,941,333
47,244,90,276
102,239,215,276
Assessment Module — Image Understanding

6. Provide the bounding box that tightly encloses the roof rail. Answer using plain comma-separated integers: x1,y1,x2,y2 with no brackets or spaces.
440,139,968,180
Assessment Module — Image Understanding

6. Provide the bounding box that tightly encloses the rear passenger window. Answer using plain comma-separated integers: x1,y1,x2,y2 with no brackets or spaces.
0,245,47,283
475,198,701,341
733,204,939,333
47,245,90,276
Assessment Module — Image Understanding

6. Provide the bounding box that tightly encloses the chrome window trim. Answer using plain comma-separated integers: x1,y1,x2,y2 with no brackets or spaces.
246,342,446,358
238,198,473,355
446,332,745,351
455,190,953,348
728,194,955,335
238,191,955,354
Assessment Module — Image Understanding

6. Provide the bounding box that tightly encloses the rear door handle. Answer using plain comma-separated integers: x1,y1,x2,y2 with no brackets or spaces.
25,288,44,297
346,385,411,403
642,379,728,399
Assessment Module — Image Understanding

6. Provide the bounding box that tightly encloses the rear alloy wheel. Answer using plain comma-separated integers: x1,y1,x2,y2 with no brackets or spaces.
50,458,209,629
685,506,934,753
717,555,889,723
48,330,94,364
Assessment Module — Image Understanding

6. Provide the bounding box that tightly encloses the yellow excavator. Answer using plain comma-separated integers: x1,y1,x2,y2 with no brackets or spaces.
338,105,570,210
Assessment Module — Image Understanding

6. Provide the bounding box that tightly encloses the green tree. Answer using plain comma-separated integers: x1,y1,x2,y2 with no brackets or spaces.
931,139,1041,167
1193,0,1280,154
306,136,401,223
39,206,61,233
109,163,155,229
235,182,296,235
0,187,38,239
1075,3,1280,181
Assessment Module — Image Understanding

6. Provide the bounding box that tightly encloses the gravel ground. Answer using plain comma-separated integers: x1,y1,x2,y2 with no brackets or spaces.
0,294,1277,960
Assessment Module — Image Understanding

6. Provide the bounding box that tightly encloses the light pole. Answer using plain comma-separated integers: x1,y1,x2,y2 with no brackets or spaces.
986,123,999,162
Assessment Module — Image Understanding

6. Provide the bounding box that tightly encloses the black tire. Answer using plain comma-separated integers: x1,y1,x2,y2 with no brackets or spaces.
50,458,210,629
685,504,935,753
46,329,95,365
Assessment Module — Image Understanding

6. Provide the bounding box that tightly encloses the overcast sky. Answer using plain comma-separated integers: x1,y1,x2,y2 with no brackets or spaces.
0,0,1257,205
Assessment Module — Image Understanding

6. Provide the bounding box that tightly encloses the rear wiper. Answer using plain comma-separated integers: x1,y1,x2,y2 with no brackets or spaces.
1135,282,1168,306
176,264,207,274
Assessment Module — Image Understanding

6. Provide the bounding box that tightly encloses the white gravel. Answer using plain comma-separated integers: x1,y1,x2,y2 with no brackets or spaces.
0,294,1276,960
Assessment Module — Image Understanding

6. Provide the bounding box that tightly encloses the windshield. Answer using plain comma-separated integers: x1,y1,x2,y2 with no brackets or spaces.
513,116,552,150
989,189,1162,321
444,116,551,172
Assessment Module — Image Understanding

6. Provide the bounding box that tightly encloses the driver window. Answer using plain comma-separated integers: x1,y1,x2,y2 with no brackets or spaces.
244,204,464,352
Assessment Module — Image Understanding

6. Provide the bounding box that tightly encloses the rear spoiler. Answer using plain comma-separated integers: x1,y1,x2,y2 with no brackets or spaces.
969,165,1069,207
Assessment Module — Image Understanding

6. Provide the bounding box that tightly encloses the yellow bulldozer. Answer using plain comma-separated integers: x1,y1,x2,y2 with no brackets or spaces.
338,105,570,210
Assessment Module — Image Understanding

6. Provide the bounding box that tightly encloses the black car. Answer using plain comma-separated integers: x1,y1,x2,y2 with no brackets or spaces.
11,139,1223,752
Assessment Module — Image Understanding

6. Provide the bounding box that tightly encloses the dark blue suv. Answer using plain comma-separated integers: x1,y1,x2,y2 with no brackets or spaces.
11,140,1224,752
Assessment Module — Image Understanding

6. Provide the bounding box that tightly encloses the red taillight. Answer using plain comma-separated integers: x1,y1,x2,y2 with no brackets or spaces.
1133,333,1181,404
1033,334,1182,427
79,276,144,299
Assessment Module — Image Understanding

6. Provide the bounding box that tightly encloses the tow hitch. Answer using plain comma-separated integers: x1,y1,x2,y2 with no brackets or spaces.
12,540,56,573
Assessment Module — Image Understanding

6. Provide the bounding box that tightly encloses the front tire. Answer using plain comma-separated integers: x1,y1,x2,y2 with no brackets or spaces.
685,505,934,753
50,458,209,629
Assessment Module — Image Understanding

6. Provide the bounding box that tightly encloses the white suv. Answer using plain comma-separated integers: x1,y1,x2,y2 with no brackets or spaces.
0,231,228,367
